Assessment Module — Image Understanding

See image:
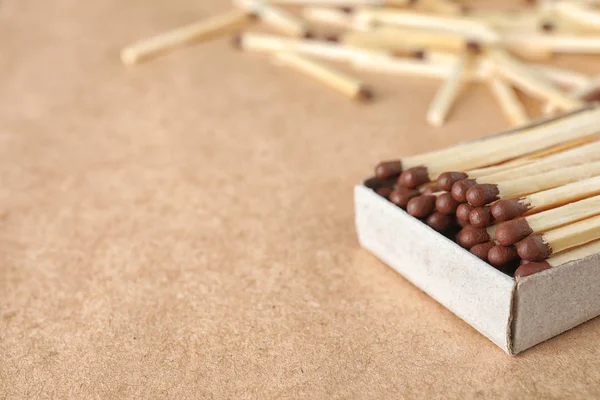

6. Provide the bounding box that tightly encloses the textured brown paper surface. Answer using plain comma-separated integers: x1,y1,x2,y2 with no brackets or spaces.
3,0,600,398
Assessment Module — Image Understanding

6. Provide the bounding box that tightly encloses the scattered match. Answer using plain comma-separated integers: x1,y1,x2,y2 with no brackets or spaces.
122,1,600,127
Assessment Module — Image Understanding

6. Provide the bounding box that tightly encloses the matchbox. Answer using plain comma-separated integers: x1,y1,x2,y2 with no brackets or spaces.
355,184,600,355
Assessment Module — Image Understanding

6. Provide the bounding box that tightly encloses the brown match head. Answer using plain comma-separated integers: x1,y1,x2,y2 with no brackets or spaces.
495,218,533,246
303,30,315,39
451,179,476,202
437,172,469,192
325,34,340,43
465,39,482,54
375,187,393,199
583,88,600,103
339,6,353,14
231,34,243,49
469,206,494,228
356,86,374,102
456,203,473,222
514,261,552,278
426,212,455,232
435,192,459,215
456,226,491,249
456,216,470,228
516,234,553,262
363,176,396,191
389,188,419,208
406,194,437,218
410,49,426,60
540,21,555,32
470,241,495,261
398,166,430,188
488,245,519,267
491,198,530,222
466,184,500,207
375,160,402,179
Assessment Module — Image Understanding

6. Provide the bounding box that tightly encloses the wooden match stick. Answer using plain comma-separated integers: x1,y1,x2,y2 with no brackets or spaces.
515,239,600,277
426,51,472,127
351,52,451,78
121,10,256,65
399,106,600,188
486,50,584,111
380,106,600,181
465,160,600,207
475,139,600,183
534,65,591,90
517,214,600,261
495,194,600,246
345,26,468,53
552,2,600,30
234,0,310,37
491,175,600,222
501,32,600,54
354,9,500,42
302,7,353,29
438,136,600,191
274,52,373,101
233,33,363,62
487,77,529,126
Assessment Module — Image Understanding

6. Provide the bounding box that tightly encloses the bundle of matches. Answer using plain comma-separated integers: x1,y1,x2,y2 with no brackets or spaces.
368,105,600,277
122,1,600,127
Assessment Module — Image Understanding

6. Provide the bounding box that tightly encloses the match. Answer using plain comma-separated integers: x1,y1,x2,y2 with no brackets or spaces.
495,195,600,246
515,240,600,277
121,9,256,65
273,52,373,101
465,160,600,207
517,214,600,262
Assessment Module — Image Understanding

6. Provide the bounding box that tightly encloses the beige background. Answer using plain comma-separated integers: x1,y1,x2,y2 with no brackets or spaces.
2,0,600,398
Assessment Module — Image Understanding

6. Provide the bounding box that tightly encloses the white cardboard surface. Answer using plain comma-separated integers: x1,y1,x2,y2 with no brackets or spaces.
355,185,515,353
513,253,600,354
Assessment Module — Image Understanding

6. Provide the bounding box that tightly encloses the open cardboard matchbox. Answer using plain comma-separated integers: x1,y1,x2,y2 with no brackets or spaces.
355,184,600,355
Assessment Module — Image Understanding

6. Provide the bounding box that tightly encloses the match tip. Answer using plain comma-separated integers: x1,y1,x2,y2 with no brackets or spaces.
456,226,491,249
451,179,476,202
470,241,495,261
495,219,533,246
469,206,494,228
488,245,519,267
437,172,468,192
410,49,426,60
465,39,482,54
491,198,530,222
540,21,555,32
398,166,430,188
303,30,315,39
231,34,243,50
456,203,474,222
325,34,340,43
466,184,500,207
435,192,459,215
389,188,419,208
426,212,454,232
516,234,552,262
406,195,437,218
356,86,374,102
515,261,552,278
375,160,402,179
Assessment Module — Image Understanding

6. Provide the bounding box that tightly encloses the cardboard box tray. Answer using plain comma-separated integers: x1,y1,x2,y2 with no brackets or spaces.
355,184,600,355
